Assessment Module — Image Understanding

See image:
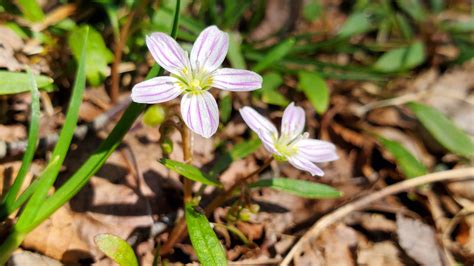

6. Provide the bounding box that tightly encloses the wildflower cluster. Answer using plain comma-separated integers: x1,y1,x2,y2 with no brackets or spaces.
132,25,338,175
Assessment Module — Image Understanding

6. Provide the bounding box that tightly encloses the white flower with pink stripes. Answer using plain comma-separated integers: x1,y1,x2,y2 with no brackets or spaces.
131,26,262,138
239,103,338,176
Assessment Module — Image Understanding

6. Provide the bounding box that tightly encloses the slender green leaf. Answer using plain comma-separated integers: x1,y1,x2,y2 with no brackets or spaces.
0,70,41,215
249,178,342,199
68,25,113,86
185,203,228,266
94,234,138,266
0,71,53,95
396,0,427,22
15,27,89,233
252,38,295,73
407,102,474,157
374,41,426,73
227,32,246,69
160,159,221,186
378,137,428,178
338,12,372,37
16,0,44,22
298,71,330,114
261,72,288,107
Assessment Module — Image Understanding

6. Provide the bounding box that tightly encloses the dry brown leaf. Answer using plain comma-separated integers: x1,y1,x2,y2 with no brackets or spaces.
357,241,402,266
0,26,23,71
7,251,62,266
396,214,443,266
22,206,90,263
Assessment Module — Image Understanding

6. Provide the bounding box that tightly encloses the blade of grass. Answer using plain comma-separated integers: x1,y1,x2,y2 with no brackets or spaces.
0,69,40,219
15,27,89,232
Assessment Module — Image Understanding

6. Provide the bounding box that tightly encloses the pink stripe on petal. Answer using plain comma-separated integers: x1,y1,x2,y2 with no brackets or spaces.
146,33,190,75
181,91,219,138
239,107,278,137
281,102,305,138
288,155,325,176
131,77,182,104
212,68,263,92
190,26,229,72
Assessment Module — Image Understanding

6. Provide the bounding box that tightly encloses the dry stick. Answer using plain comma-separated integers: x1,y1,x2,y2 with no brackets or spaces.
0,98,131,160
281,167,474,266
110,10,136,103
160,156,274,255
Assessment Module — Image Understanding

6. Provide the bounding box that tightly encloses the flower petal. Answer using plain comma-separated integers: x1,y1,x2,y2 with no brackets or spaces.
287,155,325,176
190,26,229,72
180,91,219,138
281,102,305,138
239,107,278,138
131,76,182,104
211,68,262,91
258,129,279,155
296,139,338,162
146,32,190,75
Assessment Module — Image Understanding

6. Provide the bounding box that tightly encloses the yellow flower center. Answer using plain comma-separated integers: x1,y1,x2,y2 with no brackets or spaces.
273,136,299,161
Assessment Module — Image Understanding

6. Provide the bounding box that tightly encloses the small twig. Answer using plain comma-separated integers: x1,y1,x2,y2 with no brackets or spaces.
110,10,136,103
281,167,474,266
0,98,131,160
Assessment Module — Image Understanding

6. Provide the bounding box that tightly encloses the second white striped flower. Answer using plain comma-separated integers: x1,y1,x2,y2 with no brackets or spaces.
239,103,338,176
132,26,263,138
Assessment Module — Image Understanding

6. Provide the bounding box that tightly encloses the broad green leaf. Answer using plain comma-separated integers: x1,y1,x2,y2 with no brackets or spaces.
94,234,138,266
338,12,372,37
227,32,246,69
407,102,474,157
249,178,342,199
303,0,322,21
185,203,228,266
0,71,53,95
0,69,41,219
396,0,427,22
68,25,113,86
16,0,44,22
230,138,262,160
378,137,428,178
298,71,330,114
160,159,221,186
252,38,295,73
374,41,426,73
261,72,288,107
